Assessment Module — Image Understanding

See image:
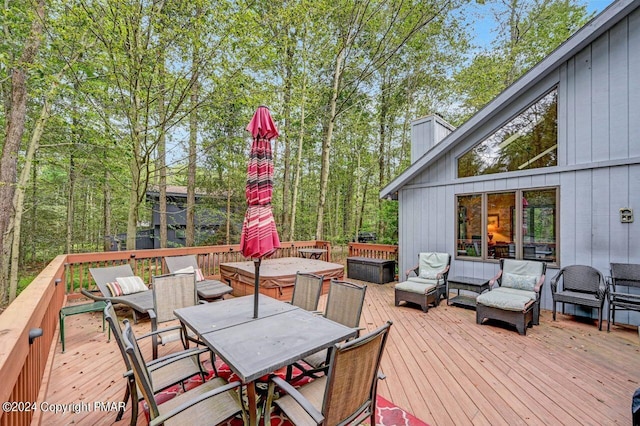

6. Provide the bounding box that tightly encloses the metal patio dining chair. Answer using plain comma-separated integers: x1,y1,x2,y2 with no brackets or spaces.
291,279,367,379
121,320,244,426
265,321,393,426
104,302,210,426
150,272,204,360
290,272,324,311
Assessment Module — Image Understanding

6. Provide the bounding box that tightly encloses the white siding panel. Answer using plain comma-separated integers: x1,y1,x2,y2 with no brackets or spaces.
575,46,593,164
566,58,576,165
560,173,577,268
592,168,611,265
574,170,593,264
558,63,569,167
630,9,640,158
591,34,610,161
609,17,629,159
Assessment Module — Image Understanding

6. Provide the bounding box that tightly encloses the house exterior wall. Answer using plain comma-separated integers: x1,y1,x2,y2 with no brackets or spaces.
398,9,640,325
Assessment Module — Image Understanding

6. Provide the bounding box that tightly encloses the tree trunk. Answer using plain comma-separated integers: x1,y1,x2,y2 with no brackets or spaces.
0,0,44,303
290,72,306,241
158,58,167,249
187,76,198,247
9,94,51,301
103,166,112,251
316,46,345,240
280,35,294,239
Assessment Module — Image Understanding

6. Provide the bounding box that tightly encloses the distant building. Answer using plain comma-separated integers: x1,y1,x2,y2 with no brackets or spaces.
108,185,225,250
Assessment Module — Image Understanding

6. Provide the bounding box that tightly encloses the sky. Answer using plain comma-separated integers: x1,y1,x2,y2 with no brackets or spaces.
468,0,616,48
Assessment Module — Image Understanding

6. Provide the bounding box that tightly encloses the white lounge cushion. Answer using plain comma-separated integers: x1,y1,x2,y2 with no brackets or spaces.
477,287,534,311
395,280,437,295
418,252,449,279
502,272,537,291
407,276,441,286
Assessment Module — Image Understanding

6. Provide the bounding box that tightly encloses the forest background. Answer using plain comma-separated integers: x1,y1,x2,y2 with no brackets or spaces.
0,0,603,304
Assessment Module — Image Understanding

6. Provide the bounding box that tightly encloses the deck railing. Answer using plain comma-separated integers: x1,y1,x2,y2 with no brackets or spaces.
0,240,330,425
348,242,399,261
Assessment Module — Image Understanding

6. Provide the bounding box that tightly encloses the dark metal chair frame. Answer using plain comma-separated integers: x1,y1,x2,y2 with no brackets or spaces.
607,263,640,332
551,265,606,330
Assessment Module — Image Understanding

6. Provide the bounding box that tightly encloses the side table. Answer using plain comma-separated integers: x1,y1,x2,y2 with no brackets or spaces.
447,276,491,309
59,301,110,353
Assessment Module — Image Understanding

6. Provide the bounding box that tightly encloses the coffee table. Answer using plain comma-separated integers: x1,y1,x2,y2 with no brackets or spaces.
447,276,491,309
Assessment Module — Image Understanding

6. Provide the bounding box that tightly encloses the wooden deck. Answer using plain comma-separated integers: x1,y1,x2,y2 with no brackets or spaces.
40,281,640,425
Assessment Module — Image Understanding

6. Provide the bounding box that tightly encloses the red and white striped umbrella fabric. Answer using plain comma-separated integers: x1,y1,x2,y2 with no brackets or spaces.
240,106,281,260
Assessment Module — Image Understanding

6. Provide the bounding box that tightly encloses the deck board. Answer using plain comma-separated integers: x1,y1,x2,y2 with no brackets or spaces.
41,281,640,425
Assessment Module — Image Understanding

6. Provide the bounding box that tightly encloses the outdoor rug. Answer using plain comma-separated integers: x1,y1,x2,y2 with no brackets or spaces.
142,357,430,425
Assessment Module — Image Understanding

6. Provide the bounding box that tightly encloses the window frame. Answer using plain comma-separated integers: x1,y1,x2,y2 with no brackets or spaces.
455,187,559,266
456,86,559,178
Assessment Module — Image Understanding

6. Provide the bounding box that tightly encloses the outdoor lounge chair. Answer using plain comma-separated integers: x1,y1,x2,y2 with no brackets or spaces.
289,272,324,311
104,302,210,426
394,252,451,312
265,321,392,426
476,259,546,335
121,320,244,426
164,255,233,301
608,263,640,332
551,265,606,330
82,264,153,323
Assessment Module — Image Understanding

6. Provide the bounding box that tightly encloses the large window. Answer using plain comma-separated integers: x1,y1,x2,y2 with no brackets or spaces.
458,88,558,178
456,188,557,263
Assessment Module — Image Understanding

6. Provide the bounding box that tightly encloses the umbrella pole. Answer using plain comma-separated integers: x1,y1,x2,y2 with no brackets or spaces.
253,258,261,318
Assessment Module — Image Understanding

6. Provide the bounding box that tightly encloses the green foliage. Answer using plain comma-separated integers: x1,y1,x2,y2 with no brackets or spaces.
1,0,594,277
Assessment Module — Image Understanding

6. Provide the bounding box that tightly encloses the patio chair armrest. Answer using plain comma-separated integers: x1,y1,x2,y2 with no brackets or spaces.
489,270,502,288
136,324,183,341
148,381,242,426
550,270,563,293
147,347,209,370
597,276,607,300
610,291,640,302
534,274,545,293
405,264,419,280
81,288,108,301
270,376,324,424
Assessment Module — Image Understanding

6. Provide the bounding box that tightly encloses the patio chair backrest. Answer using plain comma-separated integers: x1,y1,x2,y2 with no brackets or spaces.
610,263,640,288
165,255,200,274
290,272,323,311
418,252,450,279
90,264,137,297
122,320,160,418
324,279,366,329
500,259,546,290
561,265,603,293
323,321,392,425
152,273,198,324
103,302,132,371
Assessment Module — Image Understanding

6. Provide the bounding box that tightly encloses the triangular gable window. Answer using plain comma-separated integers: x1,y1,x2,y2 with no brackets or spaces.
458,87,558,178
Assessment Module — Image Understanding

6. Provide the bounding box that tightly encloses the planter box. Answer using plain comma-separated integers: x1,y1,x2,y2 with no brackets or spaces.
347,257,395,284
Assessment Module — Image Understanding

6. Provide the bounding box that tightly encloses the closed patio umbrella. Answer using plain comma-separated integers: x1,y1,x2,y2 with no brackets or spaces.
240,106,281,318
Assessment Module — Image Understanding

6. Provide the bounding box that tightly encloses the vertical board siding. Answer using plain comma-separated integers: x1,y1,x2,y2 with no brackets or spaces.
631,9,640,158
591,33,610,161
609,17,629,159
